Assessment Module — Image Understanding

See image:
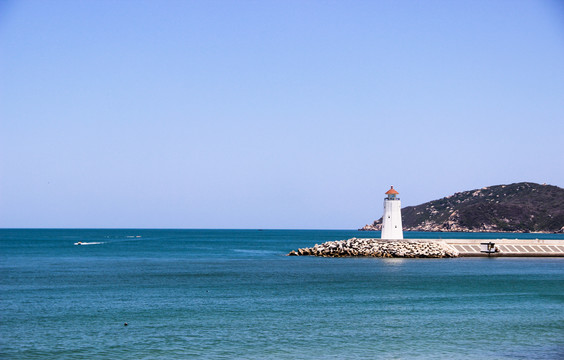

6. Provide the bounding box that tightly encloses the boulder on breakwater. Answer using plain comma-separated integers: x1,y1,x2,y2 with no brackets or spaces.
287,238,459,258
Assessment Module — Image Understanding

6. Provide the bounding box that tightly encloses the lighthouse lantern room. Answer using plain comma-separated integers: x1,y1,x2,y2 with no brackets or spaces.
381,186,403,240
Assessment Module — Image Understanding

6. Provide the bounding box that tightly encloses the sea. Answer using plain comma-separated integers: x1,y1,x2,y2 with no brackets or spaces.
1,229,563,359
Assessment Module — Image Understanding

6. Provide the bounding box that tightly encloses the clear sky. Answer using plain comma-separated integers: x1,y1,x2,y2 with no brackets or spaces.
1,0,563,229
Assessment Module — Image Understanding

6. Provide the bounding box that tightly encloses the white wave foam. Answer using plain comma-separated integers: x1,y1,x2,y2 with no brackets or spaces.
233,249,277,254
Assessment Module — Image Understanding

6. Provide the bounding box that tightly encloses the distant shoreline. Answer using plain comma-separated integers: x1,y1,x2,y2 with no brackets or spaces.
359,227,563,234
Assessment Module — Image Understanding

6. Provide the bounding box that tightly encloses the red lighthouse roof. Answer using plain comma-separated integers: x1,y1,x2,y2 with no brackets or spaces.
385,186,399,195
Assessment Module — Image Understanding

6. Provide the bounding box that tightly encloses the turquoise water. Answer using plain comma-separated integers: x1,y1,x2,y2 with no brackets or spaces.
1,229,563,359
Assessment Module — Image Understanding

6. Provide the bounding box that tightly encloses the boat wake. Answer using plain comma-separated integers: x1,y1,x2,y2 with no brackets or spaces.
74,242,104,246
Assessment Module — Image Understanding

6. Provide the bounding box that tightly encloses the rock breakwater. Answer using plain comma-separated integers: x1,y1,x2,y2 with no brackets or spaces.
288,238,459,258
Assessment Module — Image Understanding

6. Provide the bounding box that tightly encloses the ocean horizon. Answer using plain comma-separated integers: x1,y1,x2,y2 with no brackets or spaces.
2,229,563,359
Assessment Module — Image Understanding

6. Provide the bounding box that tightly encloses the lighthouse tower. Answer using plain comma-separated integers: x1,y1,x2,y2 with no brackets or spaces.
381,186,403,240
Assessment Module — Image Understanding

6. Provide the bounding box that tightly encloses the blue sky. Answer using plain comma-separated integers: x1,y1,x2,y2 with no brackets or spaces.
1,0,563,229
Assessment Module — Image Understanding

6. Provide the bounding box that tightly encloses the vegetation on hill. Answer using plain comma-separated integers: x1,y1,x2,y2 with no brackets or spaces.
361,182,564,233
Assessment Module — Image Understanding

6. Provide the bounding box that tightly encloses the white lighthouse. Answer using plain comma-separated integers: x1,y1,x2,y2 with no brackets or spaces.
381,186,403,240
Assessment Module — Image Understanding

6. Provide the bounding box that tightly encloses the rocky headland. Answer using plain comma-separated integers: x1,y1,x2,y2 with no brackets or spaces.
288,238,459,258
361,182,564,233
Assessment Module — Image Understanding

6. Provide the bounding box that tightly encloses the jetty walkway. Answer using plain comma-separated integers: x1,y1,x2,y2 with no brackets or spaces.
288,238,564,258
443,238,564,257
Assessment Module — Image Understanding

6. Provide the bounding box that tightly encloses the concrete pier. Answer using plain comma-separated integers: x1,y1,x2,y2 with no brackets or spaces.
440,238,564,257
289,238,564,258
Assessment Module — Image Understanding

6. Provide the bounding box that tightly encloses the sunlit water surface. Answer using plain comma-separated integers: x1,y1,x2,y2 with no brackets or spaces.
1,229,563,359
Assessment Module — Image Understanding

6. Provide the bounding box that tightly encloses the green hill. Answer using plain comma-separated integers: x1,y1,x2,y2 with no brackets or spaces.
361,182,564,233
